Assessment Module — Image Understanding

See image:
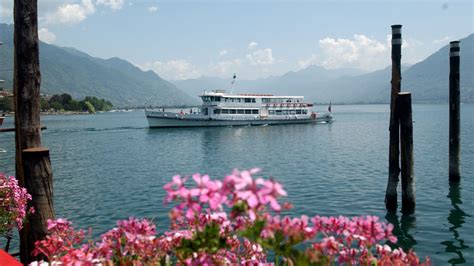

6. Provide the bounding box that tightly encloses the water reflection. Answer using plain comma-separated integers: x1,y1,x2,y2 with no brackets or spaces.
440,182,470,265
385,211,417,251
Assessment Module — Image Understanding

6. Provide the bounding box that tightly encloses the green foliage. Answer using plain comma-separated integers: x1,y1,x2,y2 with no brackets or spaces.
84,96,113,111
83,101,96,113
49,101,63,111
50,93,72,106
43,94,112,112
40,98,50,110
176,222,229,259
239,219,324,266
0,191,13,236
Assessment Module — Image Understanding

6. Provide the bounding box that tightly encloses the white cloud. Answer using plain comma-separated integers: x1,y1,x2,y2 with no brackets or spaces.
248,41,258,50
38,28,56,44
299,34,428,71
384,34,426,64
433,36,451,45
303,34,387,71
97,0,124,10
246,48,275,65
403,38,423,49
0,1,13,21
297,54,319,69
46,0,95,25
141,59,201,80
219,50,228,56
148,6,158,13
209,59,242,76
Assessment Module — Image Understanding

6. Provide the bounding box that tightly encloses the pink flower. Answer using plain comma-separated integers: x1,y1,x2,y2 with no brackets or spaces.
0,173,34,232
29,169,428,266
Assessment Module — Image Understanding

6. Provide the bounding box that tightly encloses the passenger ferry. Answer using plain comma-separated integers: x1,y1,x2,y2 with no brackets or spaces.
145,90,332,127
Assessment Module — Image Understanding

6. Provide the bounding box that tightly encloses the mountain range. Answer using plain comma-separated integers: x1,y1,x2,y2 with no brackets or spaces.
174,34,473,103
0,24,196,107
1,22,472,105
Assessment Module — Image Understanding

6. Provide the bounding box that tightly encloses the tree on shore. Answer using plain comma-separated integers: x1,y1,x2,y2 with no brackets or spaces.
43,93,113,112
84,101,95,113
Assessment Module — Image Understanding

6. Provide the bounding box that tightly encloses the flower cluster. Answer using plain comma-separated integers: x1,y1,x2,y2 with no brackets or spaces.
32,218,89,263
164,169,287,222
0,173,34,235
31,169,430,265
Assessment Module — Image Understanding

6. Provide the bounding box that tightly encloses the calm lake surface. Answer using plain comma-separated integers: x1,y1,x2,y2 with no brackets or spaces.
1,104,473,265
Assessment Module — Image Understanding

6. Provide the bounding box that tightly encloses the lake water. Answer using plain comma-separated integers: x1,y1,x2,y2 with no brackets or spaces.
1,104,473,265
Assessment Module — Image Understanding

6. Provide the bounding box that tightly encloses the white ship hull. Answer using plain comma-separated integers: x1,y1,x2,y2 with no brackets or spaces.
145,110,332,128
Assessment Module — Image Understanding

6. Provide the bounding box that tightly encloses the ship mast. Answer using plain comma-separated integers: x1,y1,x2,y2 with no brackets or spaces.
230,73,236,94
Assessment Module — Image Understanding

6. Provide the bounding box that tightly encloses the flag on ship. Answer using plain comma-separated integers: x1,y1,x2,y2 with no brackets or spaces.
328,101,332,112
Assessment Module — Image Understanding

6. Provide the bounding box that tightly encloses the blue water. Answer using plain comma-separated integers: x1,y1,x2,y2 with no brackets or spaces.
0,104,473,265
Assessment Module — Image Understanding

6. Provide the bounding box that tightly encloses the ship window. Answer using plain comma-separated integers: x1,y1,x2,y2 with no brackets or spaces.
276,110,282,115
262,98,270,103
244,98,252,103
290,110,296,115
296,110,302,114
230,109,236,114
252,98,256,103
222,109,229,114
214,109,221,114
252,109,259,114
245,109,252,114
269,110,275,115
282,110,288,115
303,110,308,114
237,109,244,114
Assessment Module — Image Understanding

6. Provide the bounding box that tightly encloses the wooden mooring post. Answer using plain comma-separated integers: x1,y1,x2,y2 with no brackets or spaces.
449,41,461,182
13,0,55,263
385,24,402,211
398,92,415,214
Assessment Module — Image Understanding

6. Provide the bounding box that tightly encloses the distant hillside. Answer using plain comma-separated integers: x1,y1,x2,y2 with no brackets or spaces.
402,34,474,102
174,34,473,103
173,66,368,102
0,24,196,107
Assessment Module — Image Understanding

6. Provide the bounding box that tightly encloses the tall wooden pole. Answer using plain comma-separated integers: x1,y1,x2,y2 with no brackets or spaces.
385,24,402,211
398,92,415,214
449,41,461,182
13,0,55,263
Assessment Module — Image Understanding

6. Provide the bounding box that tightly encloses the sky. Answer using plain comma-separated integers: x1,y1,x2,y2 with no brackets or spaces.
0,0,473,80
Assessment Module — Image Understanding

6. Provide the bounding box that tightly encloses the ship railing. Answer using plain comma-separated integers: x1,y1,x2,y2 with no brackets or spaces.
263,103,313,108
